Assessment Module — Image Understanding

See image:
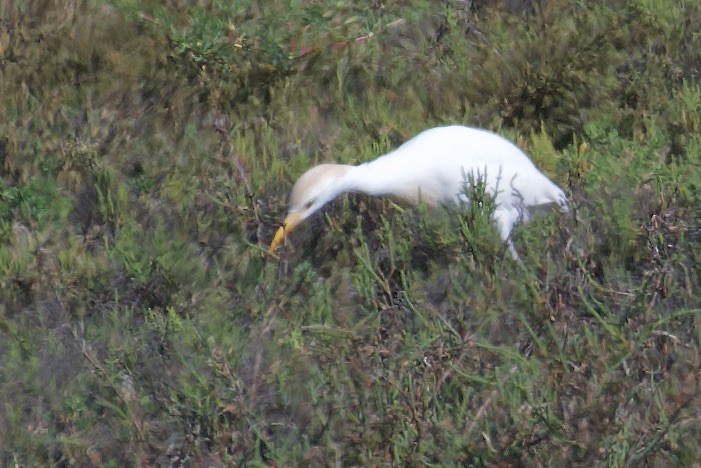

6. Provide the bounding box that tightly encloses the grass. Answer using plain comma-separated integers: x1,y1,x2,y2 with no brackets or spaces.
1,0,700,465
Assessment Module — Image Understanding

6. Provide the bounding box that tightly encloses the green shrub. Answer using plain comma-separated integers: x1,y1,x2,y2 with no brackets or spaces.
1,0,700,465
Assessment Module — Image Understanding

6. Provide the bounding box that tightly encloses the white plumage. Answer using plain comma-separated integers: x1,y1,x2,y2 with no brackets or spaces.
269,125,569,258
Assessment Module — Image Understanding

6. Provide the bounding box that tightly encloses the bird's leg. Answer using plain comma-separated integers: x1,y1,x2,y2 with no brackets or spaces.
494,207,521,260
505,238,520,261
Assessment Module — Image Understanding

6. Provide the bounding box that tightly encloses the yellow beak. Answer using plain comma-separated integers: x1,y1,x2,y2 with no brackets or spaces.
268,211,304,253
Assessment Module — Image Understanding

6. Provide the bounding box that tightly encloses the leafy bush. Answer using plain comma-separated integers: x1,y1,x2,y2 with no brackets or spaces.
1,0,700,465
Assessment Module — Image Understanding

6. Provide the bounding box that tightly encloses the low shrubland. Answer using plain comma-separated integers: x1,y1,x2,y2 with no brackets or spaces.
1,0,700,465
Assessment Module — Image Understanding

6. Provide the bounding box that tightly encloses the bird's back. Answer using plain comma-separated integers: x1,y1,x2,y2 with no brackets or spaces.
362,125,557,208
390,126,536,167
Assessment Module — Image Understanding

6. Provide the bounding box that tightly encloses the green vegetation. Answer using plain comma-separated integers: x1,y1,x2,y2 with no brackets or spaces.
1,0,700,464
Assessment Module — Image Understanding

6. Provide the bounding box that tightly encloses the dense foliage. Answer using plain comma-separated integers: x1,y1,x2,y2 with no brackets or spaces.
1,0,700,465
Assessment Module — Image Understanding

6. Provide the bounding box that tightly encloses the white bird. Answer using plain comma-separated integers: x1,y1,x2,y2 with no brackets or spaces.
269,125,569,259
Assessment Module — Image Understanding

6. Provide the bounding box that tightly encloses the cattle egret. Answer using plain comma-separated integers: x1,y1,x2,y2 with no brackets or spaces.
269,125,569,259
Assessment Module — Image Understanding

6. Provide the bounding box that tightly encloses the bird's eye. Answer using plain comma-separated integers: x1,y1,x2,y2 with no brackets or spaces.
304,200,314,209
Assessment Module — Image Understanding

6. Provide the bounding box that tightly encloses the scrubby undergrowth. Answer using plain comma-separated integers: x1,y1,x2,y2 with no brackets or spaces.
1,0,700,465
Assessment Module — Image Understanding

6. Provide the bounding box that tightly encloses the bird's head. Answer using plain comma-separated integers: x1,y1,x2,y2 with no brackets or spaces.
269,164,352,253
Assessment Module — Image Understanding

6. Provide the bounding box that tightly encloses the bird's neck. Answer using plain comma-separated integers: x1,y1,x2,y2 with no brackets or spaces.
341,160,391,197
